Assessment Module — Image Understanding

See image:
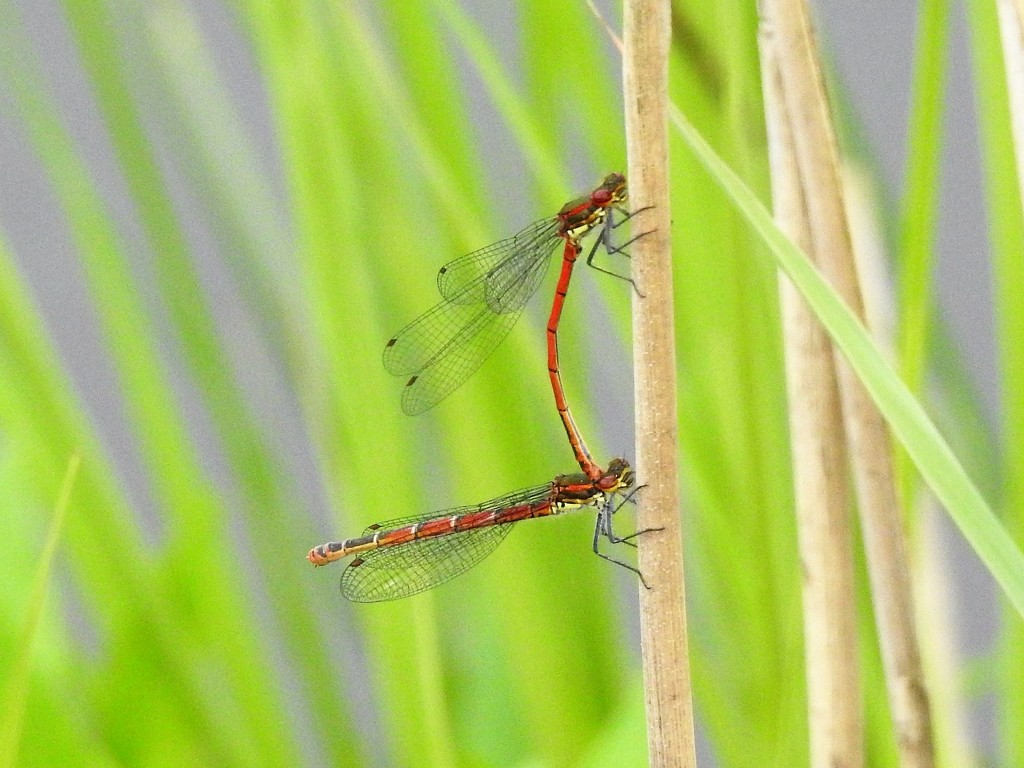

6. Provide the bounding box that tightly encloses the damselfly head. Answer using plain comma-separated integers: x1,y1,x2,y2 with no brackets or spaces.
602,457,635,491
597,172,628,205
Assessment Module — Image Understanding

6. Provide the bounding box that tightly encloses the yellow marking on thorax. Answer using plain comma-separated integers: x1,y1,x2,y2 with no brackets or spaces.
554,491,607,512
563,210,609,241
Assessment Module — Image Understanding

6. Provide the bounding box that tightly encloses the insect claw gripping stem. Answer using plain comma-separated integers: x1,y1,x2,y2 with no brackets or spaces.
583,205,656,298
587,481,662,587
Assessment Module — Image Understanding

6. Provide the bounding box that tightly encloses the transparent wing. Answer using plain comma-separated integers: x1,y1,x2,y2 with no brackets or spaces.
435,217,560,306
395,301,518,415
383,233,556,415
341,483,554,603
341,525,515,602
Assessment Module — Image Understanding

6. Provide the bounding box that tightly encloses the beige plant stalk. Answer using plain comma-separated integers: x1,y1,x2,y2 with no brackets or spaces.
759,33,863,767
996,0,1024,205
623,0,698,765
758,1,936,766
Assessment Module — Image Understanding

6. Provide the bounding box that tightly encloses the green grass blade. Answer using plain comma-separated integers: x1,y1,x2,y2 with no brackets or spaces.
965,0,1024,763
144,2,299,355
2,0,225,562
430,0,567,195
660,5,808,762
897,0,950,392
1,4,325,762
4,9,307,765
75,2,362,750
0,455,78,768
896,0,950,506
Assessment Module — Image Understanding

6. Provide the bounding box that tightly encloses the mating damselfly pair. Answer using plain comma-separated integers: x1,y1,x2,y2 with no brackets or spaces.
308,174,656,602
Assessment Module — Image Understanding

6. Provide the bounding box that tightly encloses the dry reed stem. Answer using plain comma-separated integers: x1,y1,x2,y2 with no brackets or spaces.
997,0,1024,206
759,35,863,768
759,1,936,765
915,504,980,766
845,162,980,764
622,0,697,765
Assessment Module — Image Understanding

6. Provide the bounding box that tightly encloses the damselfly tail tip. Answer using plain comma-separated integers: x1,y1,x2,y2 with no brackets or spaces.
307,546,328,566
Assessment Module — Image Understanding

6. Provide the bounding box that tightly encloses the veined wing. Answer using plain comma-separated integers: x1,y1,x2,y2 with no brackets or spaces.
383,238,555,415
341,482,554,602
341,525,515,601
435,217,560,306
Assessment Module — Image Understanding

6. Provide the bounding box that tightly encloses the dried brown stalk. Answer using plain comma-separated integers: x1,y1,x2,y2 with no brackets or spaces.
758,1,936,766
759,32,863,767
997,0,1024,205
